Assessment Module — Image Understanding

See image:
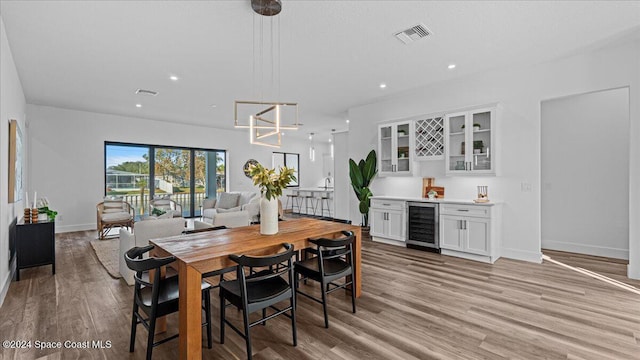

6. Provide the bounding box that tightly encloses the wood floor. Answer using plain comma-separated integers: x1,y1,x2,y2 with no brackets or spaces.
1,231,639,360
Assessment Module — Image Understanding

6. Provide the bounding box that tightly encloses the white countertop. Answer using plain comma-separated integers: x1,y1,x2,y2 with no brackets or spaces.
291,188,334,192
370,195,498,206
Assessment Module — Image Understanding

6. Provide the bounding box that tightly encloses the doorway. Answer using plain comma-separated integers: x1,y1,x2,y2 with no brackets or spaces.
541,87,630,259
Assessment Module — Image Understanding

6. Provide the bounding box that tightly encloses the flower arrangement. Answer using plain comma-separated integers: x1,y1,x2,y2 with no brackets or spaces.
248,163,297,200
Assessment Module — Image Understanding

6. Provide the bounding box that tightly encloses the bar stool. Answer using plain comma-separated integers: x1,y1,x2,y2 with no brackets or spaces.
314,191,332,218
301,192,315,216
285,190,301,214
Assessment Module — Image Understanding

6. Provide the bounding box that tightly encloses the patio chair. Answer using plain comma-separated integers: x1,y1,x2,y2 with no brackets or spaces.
97,197,135,240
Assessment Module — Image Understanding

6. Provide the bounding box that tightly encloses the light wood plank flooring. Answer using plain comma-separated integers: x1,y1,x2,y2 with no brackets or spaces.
1,231,638,359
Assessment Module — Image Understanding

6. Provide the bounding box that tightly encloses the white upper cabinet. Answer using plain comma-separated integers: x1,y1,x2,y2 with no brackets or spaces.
378,121,413,176
445,107,496,175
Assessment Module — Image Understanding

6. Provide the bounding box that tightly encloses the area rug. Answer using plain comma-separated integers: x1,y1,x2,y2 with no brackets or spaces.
90,238,122,279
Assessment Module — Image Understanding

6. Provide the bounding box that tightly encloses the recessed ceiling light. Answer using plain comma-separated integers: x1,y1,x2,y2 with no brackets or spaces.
379,83,387,89
448,64,456,69
135,104,142,108
169,75,179,81
346,119,350,123
210,104,217,108
328,138,332,143
281,132,285,136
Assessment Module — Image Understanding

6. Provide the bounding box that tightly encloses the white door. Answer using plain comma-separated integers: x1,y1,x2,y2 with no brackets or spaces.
440,215,464,250
387,210,405,241
465,218,490,255
370,208,386,237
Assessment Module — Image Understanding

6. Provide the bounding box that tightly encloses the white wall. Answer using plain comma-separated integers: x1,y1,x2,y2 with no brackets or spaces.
0,17,27,305
26,104,328,232
541,88,629,259
332,131,350,221
347,36,640,277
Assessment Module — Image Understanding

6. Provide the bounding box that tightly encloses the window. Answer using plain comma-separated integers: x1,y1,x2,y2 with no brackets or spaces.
272,152,299,187
105,142,226,218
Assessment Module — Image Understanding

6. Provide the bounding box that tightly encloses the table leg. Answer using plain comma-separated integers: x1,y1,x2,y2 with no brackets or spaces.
354,227,362,297
179,261,202,360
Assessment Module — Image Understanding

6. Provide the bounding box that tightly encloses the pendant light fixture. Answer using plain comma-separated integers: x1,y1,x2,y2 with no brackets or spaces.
309,133,315,162
234,0,299,148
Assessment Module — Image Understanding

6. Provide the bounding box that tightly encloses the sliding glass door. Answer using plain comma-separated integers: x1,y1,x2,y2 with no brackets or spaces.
105,142,225,218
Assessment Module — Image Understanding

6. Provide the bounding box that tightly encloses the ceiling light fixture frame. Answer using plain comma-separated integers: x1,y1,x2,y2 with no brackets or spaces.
234,0,298,148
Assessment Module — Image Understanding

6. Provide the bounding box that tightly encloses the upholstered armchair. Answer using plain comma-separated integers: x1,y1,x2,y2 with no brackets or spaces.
97,197,135,240
201,191,257,222
118,217,186,285
148,196,183,218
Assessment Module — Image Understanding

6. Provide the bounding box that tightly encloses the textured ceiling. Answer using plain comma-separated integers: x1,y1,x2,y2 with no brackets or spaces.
2,1,639,140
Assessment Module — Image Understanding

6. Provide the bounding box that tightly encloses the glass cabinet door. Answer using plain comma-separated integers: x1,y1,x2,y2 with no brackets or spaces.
447,113,466,172
396,122,410,172
470,110,492,171
379,125,393,173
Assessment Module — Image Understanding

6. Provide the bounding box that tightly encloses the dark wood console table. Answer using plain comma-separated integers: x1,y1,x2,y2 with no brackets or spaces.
16,219,55,281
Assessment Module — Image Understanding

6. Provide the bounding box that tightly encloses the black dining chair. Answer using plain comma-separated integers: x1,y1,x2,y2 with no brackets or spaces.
219,243,297,360
294,231,356,328
124,245,213,360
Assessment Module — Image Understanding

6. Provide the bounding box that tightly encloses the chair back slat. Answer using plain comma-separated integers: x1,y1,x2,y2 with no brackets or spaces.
230,244,295,268
125,246,176,273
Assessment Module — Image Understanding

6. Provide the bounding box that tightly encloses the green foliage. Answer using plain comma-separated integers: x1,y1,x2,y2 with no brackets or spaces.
248,164,297,201
349,150,377,227
151,207,166,216
108,161,149,174
37,207,58,221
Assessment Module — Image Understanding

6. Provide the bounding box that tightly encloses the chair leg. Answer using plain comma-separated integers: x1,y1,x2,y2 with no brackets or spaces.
219,294,226,344
290,294,298,346
146,312,156,360
350,279,356,314
242,309,253,360
262,308,267,326
320,278,329,328
204,290,212,349
129,304,138,352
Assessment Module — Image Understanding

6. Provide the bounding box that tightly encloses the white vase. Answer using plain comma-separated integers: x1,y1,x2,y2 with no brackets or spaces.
260,196,279,235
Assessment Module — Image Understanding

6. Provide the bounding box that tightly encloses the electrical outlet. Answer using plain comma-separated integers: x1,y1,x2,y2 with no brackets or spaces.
520,182,532,192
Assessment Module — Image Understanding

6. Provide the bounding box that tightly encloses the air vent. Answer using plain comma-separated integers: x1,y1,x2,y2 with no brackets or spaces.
394,23,432,44
135,89,158,96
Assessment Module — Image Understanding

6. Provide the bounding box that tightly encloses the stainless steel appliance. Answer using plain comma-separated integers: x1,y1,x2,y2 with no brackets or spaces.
406,202,439,251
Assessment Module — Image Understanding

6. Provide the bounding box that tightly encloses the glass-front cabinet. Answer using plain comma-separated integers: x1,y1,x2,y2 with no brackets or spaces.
445,107,495,175
378,121,413,176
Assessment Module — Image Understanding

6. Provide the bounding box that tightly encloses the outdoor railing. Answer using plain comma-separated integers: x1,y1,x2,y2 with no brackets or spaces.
121,192,208,217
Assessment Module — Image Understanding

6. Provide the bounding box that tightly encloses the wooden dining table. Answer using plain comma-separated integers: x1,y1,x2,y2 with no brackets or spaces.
149,217,362,360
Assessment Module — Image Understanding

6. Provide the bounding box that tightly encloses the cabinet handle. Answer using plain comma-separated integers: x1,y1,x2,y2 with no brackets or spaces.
457,209,469,212
463,220,467,230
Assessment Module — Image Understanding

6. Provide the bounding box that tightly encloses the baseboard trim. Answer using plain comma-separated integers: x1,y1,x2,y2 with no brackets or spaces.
501,247,543,263
55,223,95,233
542,240,628,260
0,258,15,307
371,236,405,247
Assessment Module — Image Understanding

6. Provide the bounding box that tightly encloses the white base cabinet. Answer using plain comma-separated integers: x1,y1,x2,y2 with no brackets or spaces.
370,199,406,246
439,203,501,263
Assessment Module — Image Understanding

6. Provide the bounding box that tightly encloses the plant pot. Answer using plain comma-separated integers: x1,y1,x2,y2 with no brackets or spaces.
260,196,279,235
361,226,371,240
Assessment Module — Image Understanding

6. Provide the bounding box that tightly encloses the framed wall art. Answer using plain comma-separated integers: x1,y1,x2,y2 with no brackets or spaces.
8,119,23,203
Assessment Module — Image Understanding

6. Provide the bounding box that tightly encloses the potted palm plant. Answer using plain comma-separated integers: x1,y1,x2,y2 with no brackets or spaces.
248,163,296,235
349,150,377,237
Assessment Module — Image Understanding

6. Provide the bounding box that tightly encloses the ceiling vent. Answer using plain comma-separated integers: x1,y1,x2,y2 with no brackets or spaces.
394,23,432,44
135,89,158,96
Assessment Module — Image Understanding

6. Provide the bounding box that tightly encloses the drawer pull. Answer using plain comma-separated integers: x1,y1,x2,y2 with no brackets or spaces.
457,209,469,212
382,204,390,206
